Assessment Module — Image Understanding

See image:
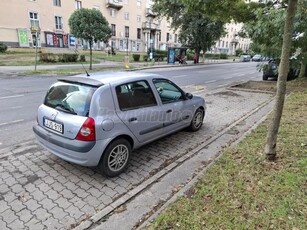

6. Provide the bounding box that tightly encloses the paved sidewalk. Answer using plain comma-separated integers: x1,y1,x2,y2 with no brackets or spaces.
0,86,274,229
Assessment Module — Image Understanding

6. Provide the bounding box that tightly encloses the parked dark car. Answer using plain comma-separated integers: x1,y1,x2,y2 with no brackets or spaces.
239,54,251,62
262,59,300,81
252,54,262,62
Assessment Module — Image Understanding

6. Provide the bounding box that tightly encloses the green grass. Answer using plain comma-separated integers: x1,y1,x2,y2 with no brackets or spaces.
0,48,150,66
147,79,307,230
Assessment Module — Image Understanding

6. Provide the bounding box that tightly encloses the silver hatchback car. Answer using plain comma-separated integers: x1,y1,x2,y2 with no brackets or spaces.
33,72,206,177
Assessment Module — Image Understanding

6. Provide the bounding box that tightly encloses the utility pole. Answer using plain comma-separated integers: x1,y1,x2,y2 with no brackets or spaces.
34,31,39,71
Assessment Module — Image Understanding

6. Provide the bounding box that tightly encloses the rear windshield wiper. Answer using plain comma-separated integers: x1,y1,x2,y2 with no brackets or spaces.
55,104,77,115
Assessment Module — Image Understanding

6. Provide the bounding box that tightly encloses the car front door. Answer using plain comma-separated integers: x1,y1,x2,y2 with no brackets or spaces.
114,80,163,143
152,79,194,133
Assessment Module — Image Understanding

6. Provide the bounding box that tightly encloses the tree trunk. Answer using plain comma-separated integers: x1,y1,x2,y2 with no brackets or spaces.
89,40,93,70
298,62,306,78
264,0,298,160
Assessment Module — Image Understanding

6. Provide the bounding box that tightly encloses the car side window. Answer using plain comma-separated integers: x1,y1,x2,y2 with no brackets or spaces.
153,79,184,104
116,80,157,110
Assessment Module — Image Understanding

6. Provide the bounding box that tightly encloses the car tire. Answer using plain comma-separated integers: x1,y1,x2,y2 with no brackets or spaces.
99,138,131,177
188,108,204,132
262,74,268,80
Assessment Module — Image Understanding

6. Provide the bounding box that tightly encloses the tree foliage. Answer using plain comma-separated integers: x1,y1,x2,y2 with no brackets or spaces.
68,8,111,69
153,0,225,57
180,0,263,23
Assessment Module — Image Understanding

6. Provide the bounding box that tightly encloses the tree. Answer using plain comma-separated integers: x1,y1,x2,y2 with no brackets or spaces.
153,1,225,59
293,0,307,78
264,0,299,160
242,6,286,58
69,8,111,70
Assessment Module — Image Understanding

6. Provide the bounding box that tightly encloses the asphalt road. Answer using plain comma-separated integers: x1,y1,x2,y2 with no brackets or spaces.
0,61,261,150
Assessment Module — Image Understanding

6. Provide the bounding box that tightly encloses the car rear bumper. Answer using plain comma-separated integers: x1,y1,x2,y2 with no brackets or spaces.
33,124,109,166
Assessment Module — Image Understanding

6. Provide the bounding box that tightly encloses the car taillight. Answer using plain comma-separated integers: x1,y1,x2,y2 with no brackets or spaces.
76,117,96,141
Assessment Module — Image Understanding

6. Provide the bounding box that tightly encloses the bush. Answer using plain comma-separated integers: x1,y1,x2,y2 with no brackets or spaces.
143,55,148,62
154,54,164,61
235,48,243,56
204,53,220,59
132,54,140,62
186,50,194,60
39,53,57,63
79,55,86,62
147,48,167,61
0,42,8,53
219,53,228,59
58,53,79,62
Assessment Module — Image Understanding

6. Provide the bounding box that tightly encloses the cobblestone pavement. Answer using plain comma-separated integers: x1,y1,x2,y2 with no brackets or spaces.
0,88,273,230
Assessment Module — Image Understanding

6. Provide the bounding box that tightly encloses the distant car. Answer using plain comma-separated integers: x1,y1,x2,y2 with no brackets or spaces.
262,59,300,81
240,54,251,62
252,54,262,62
33,72,206,177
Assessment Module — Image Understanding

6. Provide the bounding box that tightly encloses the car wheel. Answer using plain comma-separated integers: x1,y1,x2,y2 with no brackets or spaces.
188,108,204,132
99,139,131,177
262,74,268,80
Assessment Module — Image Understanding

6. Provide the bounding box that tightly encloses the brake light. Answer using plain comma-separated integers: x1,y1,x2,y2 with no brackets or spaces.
76,117,96,141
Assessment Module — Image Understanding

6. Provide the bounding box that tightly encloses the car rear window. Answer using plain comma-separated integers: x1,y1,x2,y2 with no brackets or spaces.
44,81,96,117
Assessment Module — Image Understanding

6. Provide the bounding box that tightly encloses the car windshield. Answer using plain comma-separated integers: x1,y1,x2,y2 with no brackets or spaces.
44,81,96,117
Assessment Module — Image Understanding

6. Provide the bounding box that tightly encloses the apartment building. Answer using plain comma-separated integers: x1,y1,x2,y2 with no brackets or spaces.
0,0,179,52
213,0,270,55
214,22,252,55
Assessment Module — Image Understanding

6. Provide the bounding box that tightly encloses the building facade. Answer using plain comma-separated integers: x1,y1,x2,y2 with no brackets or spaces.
214,22,252,55
0,0,180,52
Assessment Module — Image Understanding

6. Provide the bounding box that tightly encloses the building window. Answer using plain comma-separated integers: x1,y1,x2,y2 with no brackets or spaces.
174,34,177,43
110,9,116,17
124,12,129,20
137,28,141,39
166,33,169,42
29,12,40,29
55,16,63,30
125,26,129,38
158,32,161,41
111,24,116,36
75,0,82,9
137,0,141,8
137,15,141,22
53,0,61,6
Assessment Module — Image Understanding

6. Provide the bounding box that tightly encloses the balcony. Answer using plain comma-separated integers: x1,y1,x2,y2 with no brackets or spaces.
106,0,123,10
142,22,161,31
146,8,158,18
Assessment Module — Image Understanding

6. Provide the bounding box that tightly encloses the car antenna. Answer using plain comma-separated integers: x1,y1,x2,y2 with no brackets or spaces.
74,49,90,77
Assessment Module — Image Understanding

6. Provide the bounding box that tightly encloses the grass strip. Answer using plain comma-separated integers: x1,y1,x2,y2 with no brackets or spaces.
147,79,307,230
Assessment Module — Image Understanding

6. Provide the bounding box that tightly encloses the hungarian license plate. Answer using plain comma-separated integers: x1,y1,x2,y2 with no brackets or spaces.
44,118,63,134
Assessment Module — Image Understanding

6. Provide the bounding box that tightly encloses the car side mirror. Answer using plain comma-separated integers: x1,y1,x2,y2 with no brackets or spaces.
185,93,193,99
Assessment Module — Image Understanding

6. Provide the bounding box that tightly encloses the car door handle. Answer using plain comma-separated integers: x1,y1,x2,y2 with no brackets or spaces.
128,117,137,122
166,109,172,113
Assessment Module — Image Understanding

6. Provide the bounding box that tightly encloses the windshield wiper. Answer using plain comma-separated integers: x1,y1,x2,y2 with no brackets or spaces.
55,104,77,115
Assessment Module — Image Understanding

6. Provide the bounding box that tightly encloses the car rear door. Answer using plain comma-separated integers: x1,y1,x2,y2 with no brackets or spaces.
114,80,163,143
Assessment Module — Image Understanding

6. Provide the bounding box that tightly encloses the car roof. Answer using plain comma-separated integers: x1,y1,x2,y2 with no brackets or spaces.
58,71,161,87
